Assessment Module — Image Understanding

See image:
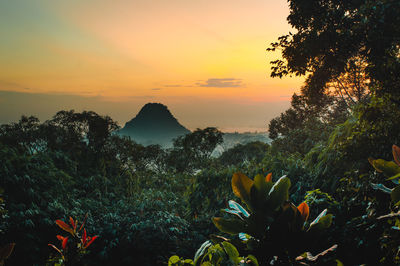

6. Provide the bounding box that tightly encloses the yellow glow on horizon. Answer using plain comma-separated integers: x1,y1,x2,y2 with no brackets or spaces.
0,0,304,129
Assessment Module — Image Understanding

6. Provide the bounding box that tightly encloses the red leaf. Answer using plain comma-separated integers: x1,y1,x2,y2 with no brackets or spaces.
56,220,74,235
84,236,98,248
0,243,15,260
69,217,76,231
393,145,400,166
48,244,62,256
297,202,310,222
56,235,65,241
82,229,87,245
79,213,88,232
62,237,69,250
265,173,272,182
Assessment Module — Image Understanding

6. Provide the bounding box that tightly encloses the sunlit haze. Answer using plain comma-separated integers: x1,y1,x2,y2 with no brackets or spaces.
0,0,303,131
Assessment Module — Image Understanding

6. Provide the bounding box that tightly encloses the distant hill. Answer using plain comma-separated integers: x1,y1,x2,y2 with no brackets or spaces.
119,103,190,147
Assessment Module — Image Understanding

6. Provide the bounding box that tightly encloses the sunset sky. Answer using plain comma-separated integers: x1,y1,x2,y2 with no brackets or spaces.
0,0,303,132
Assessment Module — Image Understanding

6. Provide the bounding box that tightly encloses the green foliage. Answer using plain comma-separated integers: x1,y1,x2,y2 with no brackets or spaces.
218,142,269,167
186,165,275,235
0,111,206,265
211,172,334,265
268,0,400,99
0,188,7,235
194,241,258,266
260,150,313,204
167,127,223,173
369,145,400,205
304,189,340,218
168,255,194,266
0,190,15,265
305,95,400,193
169,240,259,266
187,167,236,218
172,168,337,265
3,97,400,266
2,3,400,266
261,1,400,264
366,145,400,264
268,94,348,156
265,3,400,262
299,101,400,265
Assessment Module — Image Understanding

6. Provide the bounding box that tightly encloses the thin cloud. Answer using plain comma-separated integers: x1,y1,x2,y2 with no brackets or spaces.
163,84,182,88
196,78,244,88
151,88,162,91
0,80,26,90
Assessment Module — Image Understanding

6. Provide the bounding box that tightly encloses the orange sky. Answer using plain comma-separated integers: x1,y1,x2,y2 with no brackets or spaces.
0,0,303,131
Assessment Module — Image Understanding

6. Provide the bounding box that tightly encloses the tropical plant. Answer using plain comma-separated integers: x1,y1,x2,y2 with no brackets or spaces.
367,144,400,264
369,144,400,206
210,172,335,265
171,172,336,266
48,215,98,266
169,240,259,266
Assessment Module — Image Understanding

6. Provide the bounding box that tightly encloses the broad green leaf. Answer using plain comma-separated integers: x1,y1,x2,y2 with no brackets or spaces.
228,200,250,218
274,202,300,229
267,176,291,210
221,242,240,264
308,213,333,233
254,174,268,195
253,174,273,204
310,209,327,227
369,158,400,177
238,233,250,241
232,172,253,204
245,211,270,239
317,214,333,228
371,183,392,194
221,209,244,220
246,255,259,266
250,185,263,212
168,255,181,266
387,173,400,181
194,240,212,266
183,259,194,265
391,185,400,204
212,217,246,235
209,245,225,265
